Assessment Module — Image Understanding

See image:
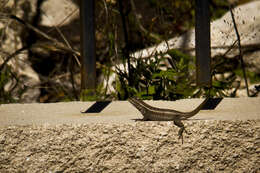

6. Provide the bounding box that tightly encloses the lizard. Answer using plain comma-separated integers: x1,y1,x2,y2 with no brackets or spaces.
128,96,210,143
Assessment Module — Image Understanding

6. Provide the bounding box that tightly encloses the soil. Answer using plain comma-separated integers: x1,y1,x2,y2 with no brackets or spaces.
0,120,259,172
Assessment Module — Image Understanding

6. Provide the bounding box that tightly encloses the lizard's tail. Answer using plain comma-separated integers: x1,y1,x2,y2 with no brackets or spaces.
182,96,210,119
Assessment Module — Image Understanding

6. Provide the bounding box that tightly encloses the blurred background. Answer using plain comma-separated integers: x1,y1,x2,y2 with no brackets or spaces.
0,0,259,103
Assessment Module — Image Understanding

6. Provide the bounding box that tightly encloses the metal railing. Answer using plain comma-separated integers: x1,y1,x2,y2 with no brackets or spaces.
80,0,96,91
80,0,212,92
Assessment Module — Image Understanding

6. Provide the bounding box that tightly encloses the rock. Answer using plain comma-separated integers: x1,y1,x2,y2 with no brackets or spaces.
40,0,78,27
132,1,260,73
0,121,259,172
0,0,79,102
0,5,40,102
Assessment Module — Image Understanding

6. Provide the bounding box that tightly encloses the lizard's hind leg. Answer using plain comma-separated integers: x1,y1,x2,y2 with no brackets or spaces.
173,120,189,144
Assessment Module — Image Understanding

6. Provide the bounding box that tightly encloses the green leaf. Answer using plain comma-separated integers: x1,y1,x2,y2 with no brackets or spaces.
148,85,155,95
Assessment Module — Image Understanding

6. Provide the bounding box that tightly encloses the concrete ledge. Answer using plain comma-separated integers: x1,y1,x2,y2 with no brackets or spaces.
0,120,259,172
0,98,259,126
0,98,259,172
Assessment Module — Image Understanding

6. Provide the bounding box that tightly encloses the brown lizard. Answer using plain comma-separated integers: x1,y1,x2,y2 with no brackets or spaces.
128,96,210,143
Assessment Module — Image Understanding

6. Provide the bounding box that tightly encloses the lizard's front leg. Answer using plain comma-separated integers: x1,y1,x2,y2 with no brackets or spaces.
173,120,189,144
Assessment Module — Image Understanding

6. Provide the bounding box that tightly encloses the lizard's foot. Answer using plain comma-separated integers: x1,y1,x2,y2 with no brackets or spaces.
174,120,189,144
178,127,191,144
184,128,191,135
178,128,184,144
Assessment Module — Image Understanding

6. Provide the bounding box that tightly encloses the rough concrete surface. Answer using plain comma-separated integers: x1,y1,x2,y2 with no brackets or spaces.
0,98,260,172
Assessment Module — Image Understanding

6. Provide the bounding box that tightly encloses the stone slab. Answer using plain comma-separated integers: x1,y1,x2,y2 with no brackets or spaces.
0,98,259,126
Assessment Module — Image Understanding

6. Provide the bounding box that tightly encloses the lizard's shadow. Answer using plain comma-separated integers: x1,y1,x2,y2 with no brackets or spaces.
131,118,154,121
186,117,214,121
131,118,214,121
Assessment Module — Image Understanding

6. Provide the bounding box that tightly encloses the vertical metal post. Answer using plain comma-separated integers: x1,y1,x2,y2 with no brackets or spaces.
118,0,132,87
80,0,96,91
195,0,211,87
